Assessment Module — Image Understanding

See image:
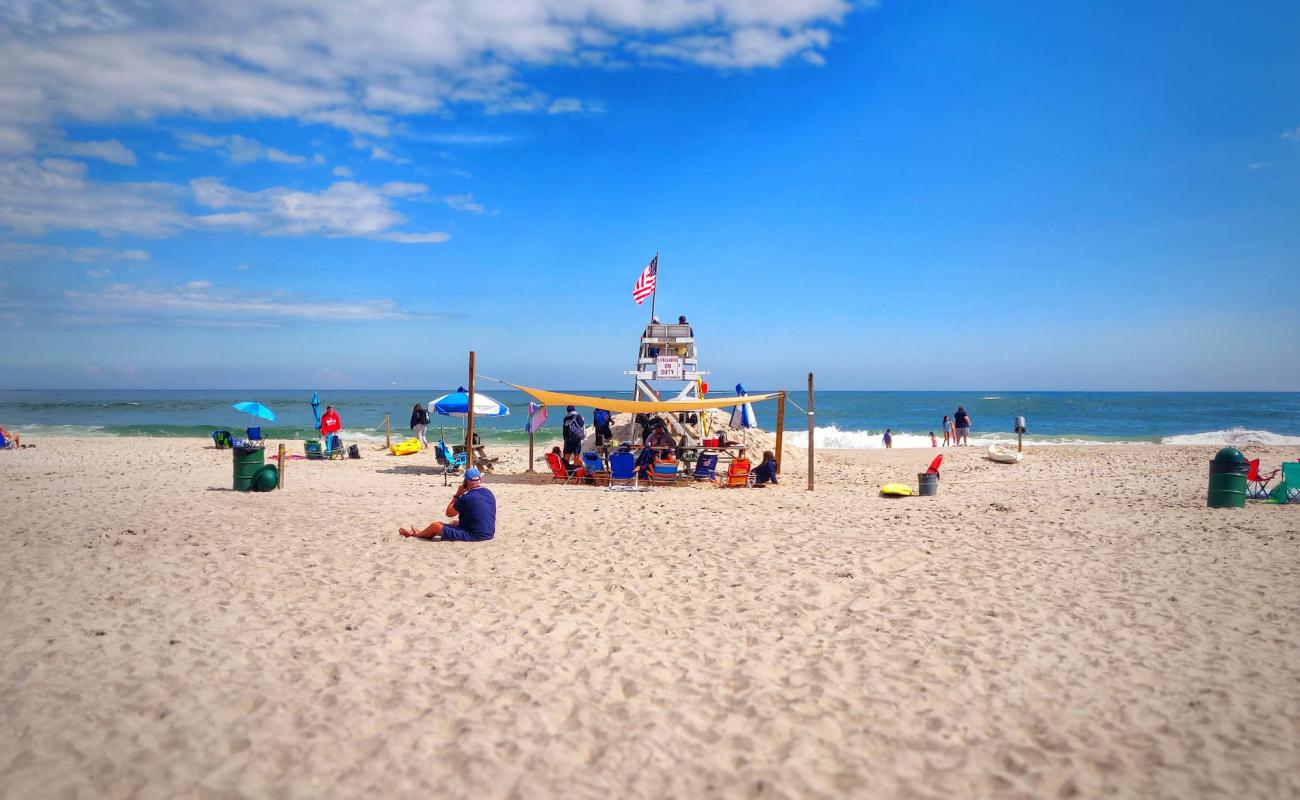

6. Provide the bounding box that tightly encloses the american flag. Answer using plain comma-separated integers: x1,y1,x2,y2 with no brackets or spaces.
632,255,658,305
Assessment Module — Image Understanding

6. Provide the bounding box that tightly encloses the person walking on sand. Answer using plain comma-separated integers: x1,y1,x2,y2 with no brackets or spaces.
942,415,953,447
953,406,972,446
399,468,496,542
883,429,893,449
409,403,431,448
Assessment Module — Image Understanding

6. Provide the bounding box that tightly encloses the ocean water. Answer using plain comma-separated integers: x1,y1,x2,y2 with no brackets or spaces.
2,389,1298,449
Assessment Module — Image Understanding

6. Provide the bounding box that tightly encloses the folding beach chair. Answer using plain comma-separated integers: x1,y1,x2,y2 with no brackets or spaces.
327,434,348,460
649,458,680,486
717,458,753,488
691,452,719,482
926,454,943,479
1273,462,1300,504
608,452,637,487
0,431,15,450
246,426,264,445
581,452,609,484
436,440,468,485
1246,459,1279,500
545,451,587,484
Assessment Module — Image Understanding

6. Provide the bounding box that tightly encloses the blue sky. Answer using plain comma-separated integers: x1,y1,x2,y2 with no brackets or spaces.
1,0,1297,391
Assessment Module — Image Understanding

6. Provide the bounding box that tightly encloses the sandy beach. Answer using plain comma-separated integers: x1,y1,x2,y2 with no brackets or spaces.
1,437,1297,798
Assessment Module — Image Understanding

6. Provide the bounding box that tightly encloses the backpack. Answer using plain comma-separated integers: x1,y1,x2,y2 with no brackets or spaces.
564,415,584,439
594,410,610,427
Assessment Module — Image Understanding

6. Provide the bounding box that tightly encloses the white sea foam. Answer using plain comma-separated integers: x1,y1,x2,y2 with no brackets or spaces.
1160,428,1300,446
812,426,1154,449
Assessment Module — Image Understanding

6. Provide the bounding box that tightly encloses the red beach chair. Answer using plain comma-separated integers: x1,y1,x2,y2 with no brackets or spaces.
545,451,586,484
1246,459,1279,499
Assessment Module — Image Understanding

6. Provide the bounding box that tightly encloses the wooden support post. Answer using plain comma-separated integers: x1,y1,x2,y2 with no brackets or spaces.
277,443,285,490
527,427,535,473
807,372,815,492
1018,432,1023,453
775,391,786,474
466,350,476,470
384,415,391,449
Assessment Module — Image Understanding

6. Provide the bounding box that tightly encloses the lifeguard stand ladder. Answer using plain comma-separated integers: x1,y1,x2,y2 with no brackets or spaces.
624,322,710,439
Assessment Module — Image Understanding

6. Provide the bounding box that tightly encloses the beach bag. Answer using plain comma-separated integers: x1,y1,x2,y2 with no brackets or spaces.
348,444,361,459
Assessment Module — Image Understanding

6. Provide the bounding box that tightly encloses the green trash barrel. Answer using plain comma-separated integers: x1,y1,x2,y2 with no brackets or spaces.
1207,447,1248,508
233,445,265,492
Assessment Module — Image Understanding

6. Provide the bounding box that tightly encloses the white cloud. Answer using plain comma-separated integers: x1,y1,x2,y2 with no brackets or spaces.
63,281,411,327
1283,127,1300,142
87,269,108,278
0,158,184,236
191,178,448,243
0,1,857,148
442,194,486,214
179,132,306,164
0,159,444,243
546,97,584,114
52,138,137,165
235,263,252,271
332,166,353,177
0,241,151,263
375,231,451,244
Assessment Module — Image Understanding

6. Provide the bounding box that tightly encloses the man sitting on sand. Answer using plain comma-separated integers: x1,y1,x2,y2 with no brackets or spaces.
399,468,496,542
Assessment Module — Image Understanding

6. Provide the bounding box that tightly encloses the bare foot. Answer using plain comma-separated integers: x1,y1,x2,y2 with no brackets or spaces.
399,525,416,537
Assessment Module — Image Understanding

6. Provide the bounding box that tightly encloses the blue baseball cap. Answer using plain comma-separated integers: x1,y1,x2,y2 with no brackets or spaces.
464,467,482,481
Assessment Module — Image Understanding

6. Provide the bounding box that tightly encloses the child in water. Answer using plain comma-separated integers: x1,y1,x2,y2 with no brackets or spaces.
883,429,893,449
930,431,938,447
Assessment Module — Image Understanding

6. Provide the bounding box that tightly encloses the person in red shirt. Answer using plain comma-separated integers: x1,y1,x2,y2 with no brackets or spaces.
319,405,342,453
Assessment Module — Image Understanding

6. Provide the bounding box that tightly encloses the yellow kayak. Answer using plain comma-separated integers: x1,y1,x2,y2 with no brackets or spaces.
880,483,913,497
389,438,422,456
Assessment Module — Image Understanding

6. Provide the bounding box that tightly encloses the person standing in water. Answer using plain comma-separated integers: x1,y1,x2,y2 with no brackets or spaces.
883,429,893,449
942,415,953,447
953,406,972,446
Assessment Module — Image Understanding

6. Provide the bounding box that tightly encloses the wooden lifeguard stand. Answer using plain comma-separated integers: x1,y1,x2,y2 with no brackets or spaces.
625,321,710,439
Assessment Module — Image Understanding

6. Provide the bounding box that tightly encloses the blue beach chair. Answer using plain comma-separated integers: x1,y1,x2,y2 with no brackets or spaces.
608,452,636,486
436,440,468,484
581,451,606,476
691,453,718,482
246,426,263,444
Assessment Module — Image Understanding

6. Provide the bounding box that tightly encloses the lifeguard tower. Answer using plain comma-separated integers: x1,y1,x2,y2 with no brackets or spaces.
625,321,710,438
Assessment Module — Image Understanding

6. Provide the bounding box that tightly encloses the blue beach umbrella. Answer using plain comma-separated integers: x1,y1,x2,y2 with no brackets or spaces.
311,392,321,427
233,401,277,423
432,387,510,418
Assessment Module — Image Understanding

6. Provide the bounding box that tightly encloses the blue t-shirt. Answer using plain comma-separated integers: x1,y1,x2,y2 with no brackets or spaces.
452,487,497,539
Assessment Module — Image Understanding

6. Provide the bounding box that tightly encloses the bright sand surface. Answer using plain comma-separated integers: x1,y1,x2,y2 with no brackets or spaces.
1,437,1297,798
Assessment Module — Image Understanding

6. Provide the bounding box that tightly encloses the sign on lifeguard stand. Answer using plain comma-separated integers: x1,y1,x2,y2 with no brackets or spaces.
655,355,684,381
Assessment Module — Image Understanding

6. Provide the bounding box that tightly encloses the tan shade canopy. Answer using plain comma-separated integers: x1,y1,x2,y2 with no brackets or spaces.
509,384,779,415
